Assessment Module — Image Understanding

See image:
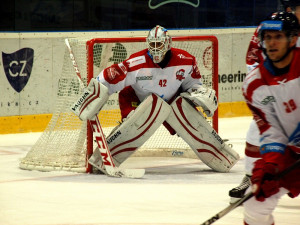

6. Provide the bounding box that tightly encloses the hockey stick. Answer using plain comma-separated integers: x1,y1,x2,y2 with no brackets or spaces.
200,158,300,225
65,38,145,178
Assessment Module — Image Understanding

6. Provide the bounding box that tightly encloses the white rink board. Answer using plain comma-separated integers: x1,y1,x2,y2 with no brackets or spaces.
0,28,254,117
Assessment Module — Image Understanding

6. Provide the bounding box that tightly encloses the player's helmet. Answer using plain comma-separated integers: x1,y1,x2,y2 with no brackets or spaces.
259,11,300,43
147,25,172,63
281,0,300,10
259,11,300,62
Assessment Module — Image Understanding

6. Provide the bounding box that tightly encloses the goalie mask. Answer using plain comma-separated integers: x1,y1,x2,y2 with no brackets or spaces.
147,25,172,63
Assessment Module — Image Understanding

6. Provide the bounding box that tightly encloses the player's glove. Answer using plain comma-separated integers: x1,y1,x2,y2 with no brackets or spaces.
70,78,109,120
251,159,280,202
181,86,218,117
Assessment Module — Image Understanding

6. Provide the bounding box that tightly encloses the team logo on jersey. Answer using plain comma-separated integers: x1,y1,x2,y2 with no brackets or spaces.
176,69,185,81
247,48,260,61
106,66,120,80
261,96,275,105
2,48,34,93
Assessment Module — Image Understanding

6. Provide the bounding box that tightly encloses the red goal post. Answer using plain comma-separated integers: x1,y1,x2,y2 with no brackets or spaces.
85,36,219,172
19,35,218,173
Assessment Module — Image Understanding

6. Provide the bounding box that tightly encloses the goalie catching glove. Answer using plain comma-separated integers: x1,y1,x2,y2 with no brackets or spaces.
180,86,218,117
70,78,109,120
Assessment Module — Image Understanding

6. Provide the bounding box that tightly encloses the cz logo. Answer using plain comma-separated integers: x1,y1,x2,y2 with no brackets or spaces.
2,48,34,93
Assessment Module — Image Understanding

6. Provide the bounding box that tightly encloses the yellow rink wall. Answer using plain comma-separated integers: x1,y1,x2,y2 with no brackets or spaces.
0,101,252,134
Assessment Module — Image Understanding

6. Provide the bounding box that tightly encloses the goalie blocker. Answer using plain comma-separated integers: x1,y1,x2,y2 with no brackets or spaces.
70,78,109,120
166,96,240,172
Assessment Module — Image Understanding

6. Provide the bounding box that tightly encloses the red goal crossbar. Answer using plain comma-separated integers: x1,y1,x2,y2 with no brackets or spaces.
85,36,218,172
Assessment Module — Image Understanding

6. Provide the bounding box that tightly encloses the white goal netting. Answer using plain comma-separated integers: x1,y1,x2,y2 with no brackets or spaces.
20,36,218,172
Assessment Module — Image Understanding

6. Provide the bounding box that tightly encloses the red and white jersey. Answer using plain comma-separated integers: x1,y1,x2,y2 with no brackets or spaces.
96,48,202,102
243,48,300,166
246,26,300,73
246,25,264,73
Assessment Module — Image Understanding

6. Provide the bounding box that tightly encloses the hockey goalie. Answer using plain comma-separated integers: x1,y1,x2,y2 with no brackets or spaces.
71,25,240,174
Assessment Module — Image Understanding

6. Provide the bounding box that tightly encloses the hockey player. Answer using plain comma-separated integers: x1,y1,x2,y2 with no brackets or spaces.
229,0,300,201
71,25,239,174
242,11,300,225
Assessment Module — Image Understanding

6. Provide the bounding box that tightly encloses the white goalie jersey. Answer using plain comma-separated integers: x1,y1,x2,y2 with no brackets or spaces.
96,48,203,102
71,45,237,174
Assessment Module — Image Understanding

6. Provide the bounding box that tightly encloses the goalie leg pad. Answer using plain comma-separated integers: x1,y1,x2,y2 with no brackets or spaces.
107,94,171,166
71,78,109,120
166,96,240,172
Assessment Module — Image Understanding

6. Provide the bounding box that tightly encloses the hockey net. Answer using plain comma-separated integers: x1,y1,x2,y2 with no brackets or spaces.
19,36,218,173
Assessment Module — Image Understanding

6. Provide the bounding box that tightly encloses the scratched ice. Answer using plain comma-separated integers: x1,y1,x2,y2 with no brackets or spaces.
0,117,299,225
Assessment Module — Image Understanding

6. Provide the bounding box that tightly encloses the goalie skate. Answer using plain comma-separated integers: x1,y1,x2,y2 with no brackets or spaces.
229,174,251,203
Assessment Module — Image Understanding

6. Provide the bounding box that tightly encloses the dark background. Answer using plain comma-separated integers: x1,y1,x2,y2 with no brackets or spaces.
0,0,280,31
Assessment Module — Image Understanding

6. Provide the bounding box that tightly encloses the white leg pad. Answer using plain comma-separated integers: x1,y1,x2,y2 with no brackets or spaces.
166,97,240,172
107,94,171,166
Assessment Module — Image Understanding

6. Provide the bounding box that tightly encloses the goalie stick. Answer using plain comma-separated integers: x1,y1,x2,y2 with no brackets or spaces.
65,38,145,178
200,158,300,225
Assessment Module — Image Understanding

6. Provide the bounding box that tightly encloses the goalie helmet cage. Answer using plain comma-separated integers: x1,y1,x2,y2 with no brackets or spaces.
19,36,218,173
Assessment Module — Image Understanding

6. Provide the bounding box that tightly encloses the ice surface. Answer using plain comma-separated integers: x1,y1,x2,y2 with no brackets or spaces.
0,117,299,225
